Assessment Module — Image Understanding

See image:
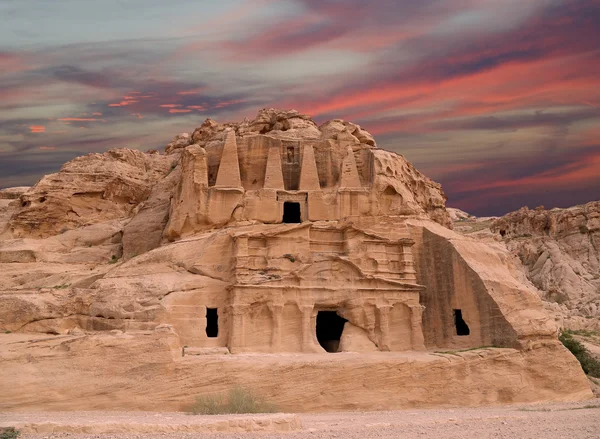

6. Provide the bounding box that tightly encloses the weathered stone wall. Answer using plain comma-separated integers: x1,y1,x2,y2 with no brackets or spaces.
0,332,591,412
408,219,557,350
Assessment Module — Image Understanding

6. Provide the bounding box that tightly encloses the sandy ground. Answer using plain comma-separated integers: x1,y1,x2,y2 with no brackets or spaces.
2,398,600,439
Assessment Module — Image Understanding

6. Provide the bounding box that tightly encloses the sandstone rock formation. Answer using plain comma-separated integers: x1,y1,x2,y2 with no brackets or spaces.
7,149,174,238
0,109,592,411
0,187,28,238
491,203,600,329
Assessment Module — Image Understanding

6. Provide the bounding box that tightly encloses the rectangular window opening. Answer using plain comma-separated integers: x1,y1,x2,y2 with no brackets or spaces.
206,308,218,338
283,201,302,223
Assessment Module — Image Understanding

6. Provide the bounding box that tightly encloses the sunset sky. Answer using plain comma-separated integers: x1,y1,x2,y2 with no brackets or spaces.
1,0,598,216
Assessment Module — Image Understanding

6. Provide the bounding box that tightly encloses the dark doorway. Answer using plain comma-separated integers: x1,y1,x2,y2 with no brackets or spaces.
316,311,347,353
206,308,218,338
453,309,470,336
282,202,301,223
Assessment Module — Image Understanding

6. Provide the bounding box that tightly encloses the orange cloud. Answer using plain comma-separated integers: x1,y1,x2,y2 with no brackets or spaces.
39,146,56,151
109,101,137,107
169,109,192,113
132,113,143,119
160,104,181,108
29,125,45,133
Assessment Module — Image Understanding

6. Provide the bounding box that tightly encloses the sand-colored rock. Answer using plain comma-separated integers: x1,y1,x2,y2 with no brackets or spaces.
122,165,181,259
164,132,192,155
164,109,451,240
1,412,302,434
0,108,592,412
7,149,174,238
491,203,600,324
0,333,590,412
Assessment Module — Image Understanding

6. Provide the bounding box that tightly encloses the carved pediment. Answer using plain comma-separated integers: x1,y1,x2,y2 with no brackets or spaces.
262,258,423,291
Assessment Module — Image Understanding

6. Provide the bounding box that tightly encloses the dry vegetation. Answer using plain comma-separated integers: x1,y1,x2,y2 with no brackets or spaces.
187,386,278,415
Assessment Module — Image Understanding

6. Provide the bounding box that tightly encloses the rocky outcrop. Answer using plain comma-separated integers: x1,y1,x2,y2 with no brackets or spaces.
0,108,592,411
491,203,600,321
0,332,589,412
164,108,451,239
8,149,174,238
121,166,181,260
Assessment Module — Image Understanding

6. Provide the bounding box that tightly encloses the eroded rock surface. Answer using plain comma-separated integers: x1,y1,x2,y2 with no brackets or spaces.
491,203,600,328
8,149,173,238
0,109,592,411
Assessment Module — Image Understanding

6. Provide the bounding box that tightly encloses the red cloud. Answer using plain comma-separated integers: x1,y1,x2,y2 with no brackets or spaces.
0,51,28,73
160,104,181,108
109,100,138,107
29,125,45,133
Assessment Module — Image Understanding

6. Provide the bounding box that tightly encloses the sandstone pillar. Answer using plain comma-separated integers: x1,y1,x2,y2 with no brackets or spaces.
215,130,242,188
409,304,426,351
378,305,392,351
299,145,320,190
340,145,362,188
401,245,417,283
228,305,246,353
264,146,285,190
300,305,314,352
269,303,284,351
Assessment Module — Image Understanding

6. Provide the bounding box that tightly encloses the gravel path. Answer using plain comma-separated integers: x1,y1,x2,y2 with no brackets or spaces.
3,398,599,439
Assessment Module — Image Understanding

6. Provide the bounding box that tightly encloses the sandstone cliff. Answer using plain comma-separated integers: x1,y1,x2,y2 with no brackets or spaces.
0,109,592,411
490,203,600,328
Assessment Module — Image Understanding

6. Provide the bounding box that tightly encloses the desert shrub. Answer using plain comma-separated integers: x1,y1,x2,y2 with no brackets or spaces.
188,386,278,415
0,427,20,439
565,329,599,338
559,330,600,378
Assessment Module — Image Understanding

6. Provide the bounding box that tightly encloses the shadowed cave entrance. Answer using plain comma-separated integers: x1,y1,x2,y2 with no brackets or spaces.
316,311,348,353
453,309,470,336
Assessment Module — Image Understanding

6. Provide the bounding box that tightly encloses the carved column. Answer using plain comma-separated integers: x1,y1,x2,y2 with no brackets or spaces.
378,305,392,351
228,305,246,353
234,237,249,280
269,303,284,352
409,304,426,351
401,245,417,283
300,305,314,352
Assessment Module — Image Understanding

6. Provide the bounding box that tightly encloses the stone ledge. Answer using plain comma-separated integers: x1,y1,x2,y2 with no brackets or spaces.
184,346,230,356
1,413,301,434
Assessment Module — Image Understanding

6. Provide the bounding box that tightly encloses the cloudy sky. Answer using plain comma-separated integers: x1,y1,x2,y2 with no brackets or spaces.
1,0,598,216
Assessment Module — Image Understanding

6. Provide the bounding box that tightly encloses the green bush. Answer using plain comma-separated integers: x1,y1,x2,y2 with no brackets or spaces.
0,427,20,439
559,330,600,378
188,386,278,415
